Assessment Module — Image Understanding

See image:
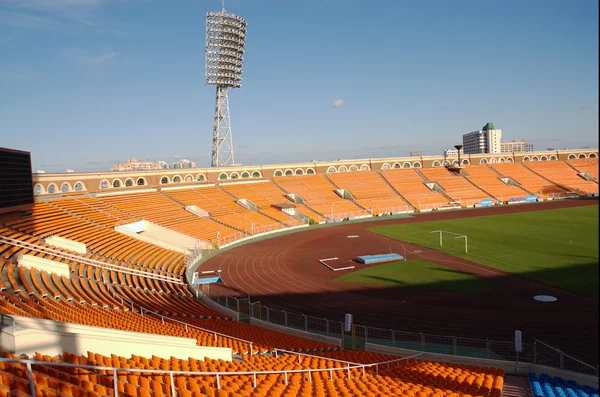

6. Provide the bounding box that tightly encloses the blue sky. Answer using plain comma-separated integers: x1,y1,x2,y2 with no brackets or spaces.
0,0,598,172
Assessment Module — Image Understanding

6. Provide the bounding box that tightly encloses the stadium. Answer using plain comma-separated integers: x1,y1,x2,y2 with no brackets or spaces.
1,144,599,397
1,1,599,397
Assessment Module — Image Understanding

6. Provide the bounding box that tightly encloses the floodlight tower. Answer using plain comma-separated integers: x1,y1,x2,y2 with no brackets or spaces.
206,1,247,167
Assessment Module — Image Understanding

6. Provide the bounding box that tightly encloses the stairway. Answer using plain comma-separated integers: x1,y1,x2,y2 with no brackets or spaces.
376,171,414,210
159,190,188,207
462,174,499,200
503,376,532,397
486,165,535,196
322,174,370,215
520,163,571,192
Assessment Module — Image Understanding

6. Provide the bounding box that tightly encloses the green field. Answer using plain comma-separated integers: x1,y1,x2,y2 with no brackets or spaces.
336,259,493,293
368,205,599,298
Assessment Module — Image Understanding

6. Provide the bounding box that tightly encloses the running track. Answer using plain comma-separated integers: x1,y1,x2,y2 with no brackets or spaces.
202,200,599,364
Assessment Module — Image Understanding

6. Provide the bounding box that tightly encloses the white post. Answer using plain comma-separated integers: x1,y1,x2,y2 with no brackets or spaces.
439,231,443,246
465,236,468,253
169,372,176,397
113,369,119,397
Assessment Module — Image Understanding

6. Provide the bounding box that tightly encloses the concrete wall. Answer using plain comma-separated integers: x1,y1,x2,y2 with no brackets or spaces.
18,254,71,278
115,220,209,253
367,343,599,389
1,315,232,361
250,317,342,347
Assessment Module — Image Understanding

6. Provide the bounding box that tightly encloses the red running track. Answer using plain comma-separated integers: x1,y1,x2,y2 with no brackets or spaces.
202,200,599,364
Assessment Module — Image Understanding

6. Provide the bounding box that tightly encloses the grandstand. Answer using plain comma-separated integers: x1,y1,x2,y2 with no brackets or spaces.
327,171,411,215
419,167,493,205
381,168,452,210
1,150,599,397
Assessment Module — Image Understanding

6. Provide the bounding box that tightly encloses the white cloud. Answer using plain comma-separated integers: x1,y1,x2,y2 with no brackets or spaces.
0,0,122,35
63,47,117,65
331,99,344,108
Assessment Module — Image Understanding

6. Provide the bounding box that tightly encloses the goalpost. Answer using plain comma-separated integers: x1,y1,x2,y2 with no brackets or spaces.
430,230,468,253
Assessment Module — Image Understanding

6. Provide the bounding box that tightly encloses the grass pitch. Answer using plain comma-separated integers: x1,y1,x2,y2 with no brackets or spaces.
336,259,493,293
368,205,599,298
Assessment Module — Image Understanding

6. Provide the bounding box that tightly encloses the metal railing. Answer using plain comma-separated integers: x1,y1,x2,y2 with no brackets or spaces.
202,291,599,376
0,235,182,284
0,353,424,397
533,339,599,376
106,284,255,354
368,205,414,216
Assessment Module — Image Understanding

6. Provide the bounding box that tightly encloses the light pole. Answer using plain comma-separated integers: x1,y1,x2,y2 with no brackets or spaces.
454,144,463,166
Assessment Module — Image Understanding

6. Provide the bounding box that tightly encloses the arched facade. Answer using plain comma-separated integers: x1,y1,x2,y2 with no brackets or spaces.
306,168,315,175
125,178,134,187
241,171,250,178
100,180,110,189
61,182,72,193
284,169,293,176
327,166,336,173
74,182,86,191
381,163,391,170
47,183,58,194
549,155,557,161
360,164,369,171
196,174,206,182
578,153,587,159
230,172,239,179
295,169,304,175
349,165,358,171
432,161,441,167
338,166,347,172
112,179,122,188
402,162,411,168
252,171,261,178
479,158,488,164
218,173,228,180
589,153,597,159
34,184,45,195
274,170,283,177
568,154,576,160
172,175,182,183
413,161,421,168
136,177,146,186
184,174,193,182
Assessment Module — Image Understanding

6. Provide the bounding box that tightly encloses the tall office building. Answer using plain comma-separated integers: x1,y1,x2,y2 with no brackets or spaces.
462,122,502,154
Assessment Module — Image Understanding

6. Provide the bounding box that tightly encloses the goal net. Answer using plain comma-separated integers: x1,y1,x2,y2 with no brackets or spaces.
430,230,468,253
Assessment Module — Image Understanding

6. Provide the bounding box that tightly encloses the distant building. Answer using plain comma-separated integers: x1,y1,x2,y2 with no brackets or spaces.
462,122,502,154
444,148,464,157
500,140,527,153
111,158,162,172
409,151,422,157
160,159,198,169
65,169,74,173
526,144,534,152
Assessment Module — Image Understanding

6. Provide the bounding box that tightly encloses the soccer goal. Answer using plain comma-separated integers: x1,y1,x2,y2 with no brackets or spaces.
430,230,468,253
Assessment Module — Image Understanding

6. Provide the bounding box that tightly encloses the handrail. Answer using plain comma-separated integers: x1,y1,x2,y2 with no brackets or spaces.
274,348,426,370
533,338,598,372
0,235,183,284
0,353,423,396
106,284,255,354
274,348,360,366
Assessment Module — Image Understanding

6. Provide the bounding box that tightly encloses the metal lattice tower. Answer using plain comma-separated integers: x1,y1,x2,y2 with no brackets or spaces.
206,4,247,167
